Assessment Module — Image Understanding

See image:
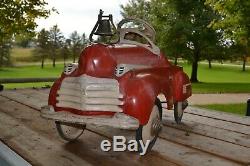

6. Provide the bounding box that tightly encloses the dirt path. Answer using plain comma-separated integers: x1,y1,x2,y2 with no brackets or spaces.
189,93,250,105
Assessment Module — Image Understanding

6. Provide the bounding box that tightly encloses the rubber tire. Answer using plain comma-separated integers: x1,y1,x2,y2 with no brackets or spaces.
136,98,162,154
174,102,184,124
55,121,86,142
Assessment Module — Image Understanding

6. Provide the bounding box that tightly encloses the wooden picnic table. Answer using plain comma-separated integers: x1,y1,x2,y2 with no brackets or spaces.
0,88,249,166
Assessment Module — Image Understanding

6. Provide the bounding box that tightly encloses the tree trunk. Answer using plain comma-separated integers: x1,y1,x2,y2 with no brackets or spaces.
53,56,56,67
64,53,66,66
0,52,3,67
174,56,178,65
208,59,212,69
41,55,44,69
53,52,56,67
190,49,199,83
52,49,56,68
242,55,246,71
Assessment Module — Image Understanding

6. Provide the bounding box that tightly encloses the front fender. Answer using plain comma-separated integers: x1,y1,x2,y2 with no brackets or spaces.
119,68,170,125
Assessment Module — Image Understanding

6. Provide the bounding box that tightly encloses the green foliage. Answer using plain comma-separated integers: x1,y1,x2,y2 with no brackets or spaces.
206,0,250,71
120,0,151,20
49,25,64,67
0,41,12,67
14,33,35,48
35,28,50,68
0,0,54,67
60,39,71,66
121,0,223,82
34,26,87,68
69,31,87,63
0,0,54,39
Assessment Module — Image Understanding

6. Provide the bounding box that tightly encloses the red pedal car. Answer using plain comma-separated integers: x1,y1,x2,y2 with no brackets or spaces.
41,10,191,153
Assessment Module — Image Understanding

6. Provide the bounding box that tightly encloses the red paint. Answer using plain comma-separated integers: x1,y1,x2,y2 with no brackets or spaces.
48,43,192,125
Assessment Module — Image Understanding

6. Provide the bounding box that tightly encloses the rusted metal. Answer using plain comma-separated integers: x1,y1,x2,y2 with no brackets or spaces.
41,105,139,130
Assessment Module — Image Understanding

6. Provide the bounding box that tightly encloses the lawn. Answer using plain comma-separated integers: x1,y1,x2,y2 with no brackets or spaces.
181,62,250,93
0,65,63,78
195,103,247,116
0,62,250,92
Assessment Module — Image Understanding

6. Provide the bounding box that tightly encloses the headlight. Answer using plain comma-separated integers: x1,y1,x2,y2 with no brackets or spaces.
114,64,148,77
64,63,78,75
115,65,125,77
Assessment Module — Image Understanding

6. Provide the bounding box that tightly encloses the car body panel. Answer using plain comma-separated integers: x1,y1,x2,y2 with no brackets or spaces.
48,43,192,125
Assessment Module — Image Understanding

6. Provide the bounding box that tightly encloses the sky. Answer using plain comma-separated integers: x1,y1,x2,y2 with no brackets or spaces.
36,0,129,38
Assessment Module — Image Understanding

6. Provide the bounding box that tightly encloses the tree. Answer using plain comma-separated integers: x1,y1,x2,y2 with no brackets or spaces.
0,0,54,39
0,40,11,67
121,0,222,82
36,28,50,68
61,39,71,66
206,0,250,71
14,33,35,48
121,0,151,20
69,31,82,63
68,31,88,63
0,0,54,67
49,25,64,67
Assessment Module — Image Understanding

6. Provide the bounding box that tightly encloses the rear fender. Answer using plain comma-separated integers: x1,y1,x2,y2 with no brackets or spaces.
172,71,192,102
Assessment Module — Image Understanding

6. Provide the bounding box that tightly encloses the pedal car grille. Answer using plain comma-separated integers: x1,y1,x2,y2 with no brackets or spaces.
56,74,123,112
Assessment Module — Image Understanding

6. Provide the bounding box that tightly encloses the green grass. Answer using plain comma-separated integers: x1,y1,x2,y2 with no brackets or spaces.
191,83,250,93
181,62,250,83
0,65,63,78
0,65,63,89
3,82,53,89
0,61,250,92
180,62,250,93
195,103,247,115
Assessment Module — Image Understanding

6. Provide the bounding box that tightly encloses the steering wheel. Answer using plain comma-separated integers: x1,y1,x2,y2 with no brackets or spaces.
117,18,160,55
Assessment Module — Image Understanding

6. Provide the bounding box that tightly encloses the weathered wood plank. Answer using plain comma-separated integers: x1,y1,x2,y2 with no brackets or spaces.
0,111,92,166
163,110,250,135
186,107,250,126
17,88,50,100
87,126,242,166
161,104,250,126
0,96,179,166
0,90,46,110
162,115,250,148
0,89,249,166
159,126,250,164
3,90,249,147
